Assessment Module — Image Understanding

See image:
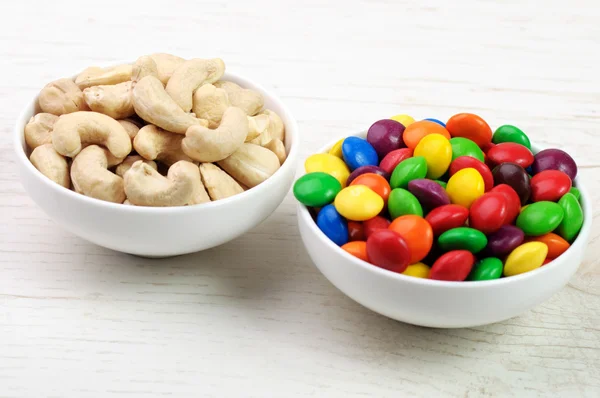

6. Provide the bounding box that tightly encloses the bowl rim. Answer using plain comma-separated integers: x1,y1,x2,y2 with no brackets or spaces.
297,131,593,287
14,69,300,214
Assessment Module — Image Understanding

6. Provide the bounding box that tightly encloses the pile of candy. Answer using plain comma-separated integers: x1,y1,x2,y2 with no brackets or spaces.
294,113,584,281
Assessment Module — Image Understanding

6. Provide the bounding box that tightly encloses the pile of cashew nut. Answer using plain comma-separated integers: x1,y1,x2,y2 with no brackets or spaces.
25,54,287,206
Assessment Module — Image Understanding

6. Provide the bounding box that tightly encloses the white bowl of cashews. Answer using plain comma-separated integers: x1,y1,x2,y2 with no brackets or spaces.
14,54,299,257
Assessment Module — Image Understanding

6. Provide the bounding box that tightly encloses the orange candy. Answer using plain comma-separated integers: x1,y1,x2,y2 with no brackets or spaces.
388,215,433,264
527,233,570,259
445,113,493,148
403,120,451,149
341,241,369,262
350,173,391,203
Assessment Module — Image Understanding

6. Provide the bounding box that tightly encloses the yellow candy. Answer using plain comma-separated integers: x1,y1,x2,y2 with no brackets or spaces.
402,262,430,278
334,185,384,221
305,153,350,187
504,242,548,277
328,139,344,159
390,114,415,127
413,133,452,179
446,168,484,208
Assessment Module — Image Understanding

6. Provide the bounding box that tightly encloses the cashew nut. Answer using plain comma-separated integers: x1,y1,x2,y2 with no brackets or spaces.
182,107,248,162
123,199,133,205
191,84,230,127
83,81,135,119
117,119,141,140
199,163,244,201
75,64,133,89
148,53,185,84
214,81,263,116
264,139,287,165
190,168,211,205
133,124,195,166
132,76,207,134
217,143,280,188
132,56,159,83
124,160,199,207
25,113,57,150
38,78,88,116
70,145,125,203
261,109,285,141
30,144,70,188
246,114,270,142
115,155,157,177
165,58,226,112
52,111,132,158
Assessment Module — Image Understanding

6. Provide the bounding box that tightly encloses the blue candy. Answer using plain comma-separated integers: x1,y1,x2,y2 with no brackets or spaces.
316,204,348,246
425,118,446,127
342,137,378,171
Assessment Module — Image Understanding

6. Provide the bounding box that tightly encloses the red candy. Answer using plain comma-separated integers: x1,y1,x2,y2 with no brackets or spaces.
363,216,391,238
379,148,413,174
446,113,493,148
469,192,509,234
430,250,476,281
530,170,572,202
389,215,433,264
449,156,494,192
350,173,391,203
490,184,521,225
348,221,365,241
425,204,469,236
487,143,534,168
366,229,411,273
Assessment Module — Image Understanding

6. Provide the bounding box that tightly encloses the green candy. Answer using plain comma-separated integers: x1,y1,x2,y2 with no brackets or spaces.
388,188,423,219
557,193,583,242
569,187,581,203
293,172,341,207
438,227,487,253
516,201,564,236
492,125,531,149
449,137,485,162
468,257,503,281
390,156,427,189
434,180,447,189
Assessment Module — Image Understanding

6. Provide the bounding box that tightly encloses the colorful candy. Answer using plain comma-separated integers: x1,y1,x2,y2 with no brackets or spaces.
389,215,433,264
342,137,379,171
446,168,484,208
492,125,531,149
366,119,406,158
446,113,493,148
403,121,451,150
390,156,427,189
449,137,485,162
388,188,423,219
305,153,350,186
366,229,411,272
414,133,452,179
295,112,583,282
335,185,384,221
293,172,342,207
557,193,583,242
530,170,571,202
316,204,348,246
503,242,548,276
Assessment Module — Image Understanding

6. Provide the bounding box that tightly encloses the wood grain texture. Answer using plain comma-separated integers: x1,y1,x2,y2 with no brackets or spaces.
0,0,599,396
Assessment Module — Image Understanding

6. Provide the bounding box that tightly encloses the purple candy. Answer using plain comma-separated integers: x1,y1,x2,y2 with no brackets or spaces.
532,149,577,180
485,225,524,257
347,165,390,185
407,179,451,210
366,119,406,158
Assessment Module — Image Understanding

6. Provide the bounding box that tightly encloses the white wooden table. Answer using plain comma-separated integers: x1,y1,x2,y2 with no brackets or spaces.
1,1,599,396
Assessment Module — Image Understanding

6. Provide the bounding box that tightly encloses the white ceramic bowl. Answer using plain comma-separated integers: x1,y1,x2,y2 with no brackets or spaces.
15,71,299,257
297,132,592,328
